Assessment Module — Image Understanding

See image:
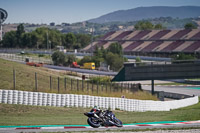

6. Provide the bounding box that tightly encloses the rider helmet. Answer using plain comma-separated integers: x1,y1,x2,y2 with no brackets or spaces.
94,106,100,110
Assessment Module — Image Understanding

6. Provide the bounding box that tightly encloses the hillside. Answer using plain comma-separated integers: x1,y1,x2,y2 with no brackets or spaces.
0,58,157,100
88,6,200,23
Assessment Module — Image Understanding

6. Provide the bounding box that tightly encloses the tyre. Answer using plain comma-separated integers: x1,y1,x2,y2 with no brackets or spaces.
114,118,123,127
87,117,101,128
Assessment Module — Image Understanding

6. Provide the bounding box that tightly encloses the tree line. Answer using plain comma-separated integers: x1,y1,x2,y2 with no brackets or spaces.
134,21,197,30
0,24,92,50
52,42,127,71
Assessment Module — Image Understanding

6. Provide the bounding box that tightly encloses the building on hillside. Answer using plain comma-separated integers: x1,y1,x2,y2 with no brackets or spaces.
83,29,200,58
50,22,55,26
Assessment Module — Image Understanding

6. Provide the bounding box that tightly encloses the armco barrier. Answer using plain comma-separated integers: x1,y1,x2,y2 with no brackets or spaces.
0,89,198,112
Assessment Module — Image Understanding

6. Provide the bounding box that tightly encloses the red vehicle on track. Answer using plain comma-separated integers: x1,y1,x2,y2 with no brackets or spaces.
26,62,43,67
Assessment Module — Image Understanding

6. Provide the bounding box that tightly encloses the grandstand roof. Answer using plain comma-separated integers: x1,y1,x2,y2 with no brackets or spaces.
83,29,200,53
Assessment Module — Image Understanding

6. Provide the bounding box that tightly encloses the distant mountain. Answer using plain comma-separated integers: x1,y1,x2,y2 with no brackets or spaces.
88,6,200,24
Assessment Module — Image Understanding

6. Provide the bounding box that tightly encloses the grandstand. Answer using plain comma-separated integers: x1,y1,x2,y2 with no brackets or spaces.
83,29,200,58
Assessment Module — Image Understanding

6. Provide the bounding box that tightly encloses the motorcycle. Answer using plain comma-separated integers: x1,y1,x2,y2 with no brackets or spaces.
84,108,123,128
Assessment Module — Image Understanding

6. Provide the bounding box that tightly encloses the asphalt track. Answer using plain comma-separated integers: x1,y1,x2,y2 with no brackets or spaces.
43,64,118,76
142,85,200,96
0,120,200,133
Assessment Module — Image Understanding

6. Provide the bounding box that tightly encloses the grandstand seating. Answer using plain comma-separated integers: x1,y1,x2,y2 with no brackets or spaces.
191,32,200,39
99,31,115,40
97,41,108,47
124,41,144,51
130,30,151,40
121,41,134,48
170,29,191,39
183,41,200,52
161,41,185,52
84,29,200,54
113,31,132,40
150,30,171,40
141,41,163,52
124,30,141,40
173,41,194,52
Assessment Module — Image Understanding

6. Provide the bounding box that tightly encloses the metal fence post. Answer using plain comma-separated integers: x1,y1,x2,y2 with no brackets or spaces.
110,82,112,92
87,81,89,92
77,79,79,91
71,79,73,90
97,82,99,94
58,77,60,93
92,81,94,93
82,80,84,91
106,83,108,92
50,76,52,90
13,69,16,90
64,77,67,91
121,83,123,93
35,72,37,91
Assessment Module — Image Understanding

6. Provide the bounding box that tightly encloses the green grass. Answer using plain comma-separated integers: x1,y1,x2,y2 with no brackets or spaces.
0,100,200,126
0,58,157,100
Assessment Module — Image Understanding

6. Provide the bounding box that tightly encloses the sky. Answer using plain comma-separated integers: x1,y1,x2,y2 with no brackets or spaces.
1,0,200,24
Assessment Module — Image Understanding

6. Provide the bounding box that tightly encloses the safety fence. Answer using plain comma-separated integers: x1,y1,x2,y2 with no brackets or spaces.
0,89,198,112
0,53,53,64
0,65,141,97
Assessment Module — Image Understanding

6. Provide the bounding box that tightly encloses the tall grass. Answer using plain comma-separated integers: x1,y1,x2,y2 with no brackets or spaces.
0,58,157,100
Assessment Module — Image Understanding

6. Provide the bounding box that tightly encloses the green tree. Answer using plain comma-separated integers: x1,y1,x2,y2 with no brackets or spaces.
107,42,123,57
94,46,103,58
72,43,81,49
135,21,165,30
48,29,62,49
184,23,197,29
2,31,17,48
154,24,164,29
78,56,92,66
16,24,25,47
31,32,39,48
22,33,32,48
34,27,48,48
135,57,141,63
65,54,76,66
75,33,91,48
91,56,104,68
105,52,123,71
134,21,154,30
51,51,67,66
174,53,196,60
63,33,77,49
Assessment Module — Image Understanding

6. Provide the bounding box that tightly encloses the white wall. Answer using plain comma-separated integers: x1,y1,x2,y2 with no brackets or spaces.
0,89,198,112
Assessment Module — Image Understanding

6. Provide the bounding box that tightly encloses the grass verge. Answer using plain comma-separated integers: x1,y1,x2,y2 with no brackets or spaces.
0,98,200,126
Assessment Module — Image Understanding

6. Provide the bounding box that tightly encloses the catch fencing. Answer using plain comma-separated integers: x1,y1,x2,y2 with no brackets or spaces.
0,89,198,112
0,66,141,96
0,53,53,64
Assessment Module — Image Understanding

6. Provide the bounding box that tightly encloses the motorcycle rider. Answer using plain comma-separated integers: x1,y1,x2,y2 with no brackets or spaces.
91,106,103,119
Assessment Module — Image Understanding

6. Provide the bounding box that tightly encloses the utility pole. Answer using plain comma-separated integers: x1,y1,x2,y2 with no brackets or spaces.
49,40,51,58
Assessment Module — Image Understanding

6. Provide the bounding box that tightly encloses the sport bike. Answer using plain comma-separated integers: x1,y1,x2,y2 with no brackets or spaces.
84,108,123,128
